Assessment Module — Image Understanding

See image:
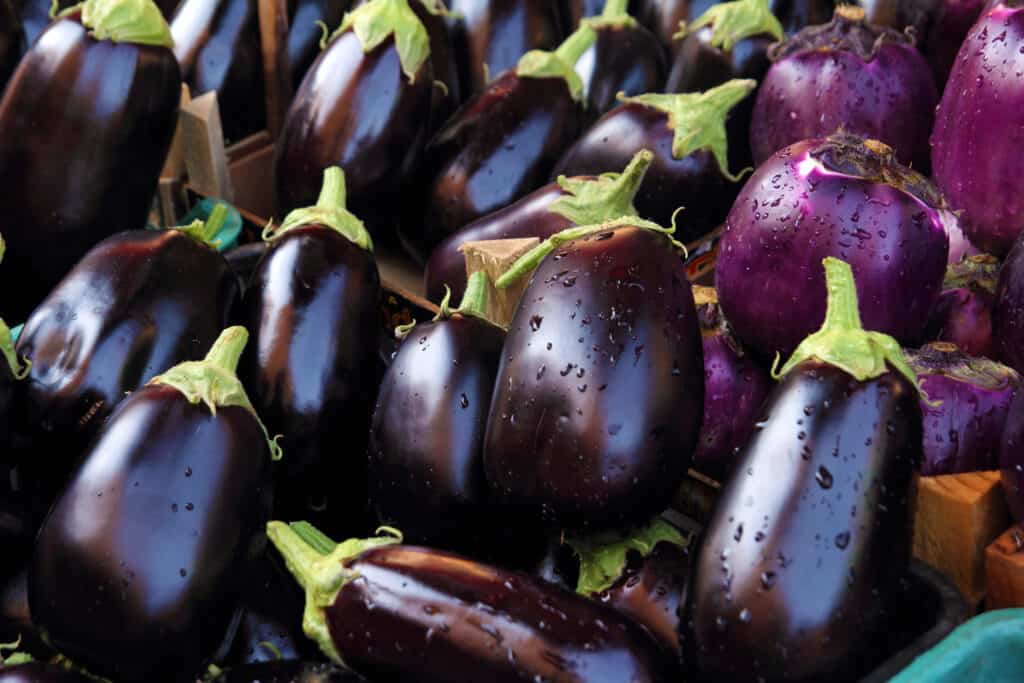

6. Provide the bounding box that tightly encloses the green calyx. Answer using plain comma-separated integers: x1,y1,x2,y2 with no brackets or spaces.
517,24,597,102
682,0,783,51
581,0,638,30
267,521,403,666
549,149,653,226
0,636,34,667
495,215,687,290
0,236,30,382
771,257,923,395
619,79,757,181
567,517,689,595
148,326,283,461
263,167,373,252
59,0,173,47
175,202,231,250
326,0,431,83
435,270,492,322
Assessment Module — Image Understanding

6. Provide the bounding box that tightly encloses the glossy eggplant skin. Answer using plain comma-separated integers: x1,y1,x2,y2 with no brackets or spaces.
240,225,381,535
685,361,920,682
576,22,666,125
224,240,270,292
410,0,462,131
212,661,367,683
287,0,349,87
15,230,239,489
484,227,704,530
635,0,690,51
0,16,181,323
29,387,274,683
404,72,583,262
554,103,732,240
275,33,433,237
369,314,504,550
424,182,572,302
447,0,564,95
324,545,679,682
0,665,91,683
14,0,52,53
171,0,266,142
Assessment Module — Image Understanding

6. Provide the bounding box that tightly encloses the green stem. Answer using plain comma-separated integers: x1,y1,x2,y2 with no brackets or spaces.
204,326,247,375
549,149,653,226
601,0,629,18
316,166,347,212
175,202,230,249
269,522,331,594
291,521,339,556
819,258,862,331
556,24,598,66
456,270,490,318
61,0,173,46
265,168,373,251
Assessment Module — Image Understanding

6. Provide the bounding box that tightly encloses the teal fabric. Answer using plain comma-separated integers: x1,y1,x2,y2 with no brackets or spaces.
10,324,21,343
891,609,1024,682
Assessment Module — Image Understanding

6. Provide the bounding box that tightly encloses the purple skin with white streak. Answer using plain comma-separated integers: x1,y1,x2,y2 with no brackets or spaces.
932,0,1024,256
907,342,1020,476
926,255,999,358
715,133,952,359
750,6,938,170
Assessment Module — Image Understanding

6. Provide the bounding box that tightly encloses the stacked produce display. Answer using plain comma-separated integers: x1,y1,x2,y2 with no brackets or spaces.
4,0,1024,680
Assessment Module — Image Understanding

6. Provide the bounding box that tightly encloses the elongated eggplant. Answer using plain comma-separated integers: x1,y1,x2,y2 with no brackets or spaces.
447,0,563,95
424,149,653,302
15,209,239,492
0,0,180,323
554,79,756,238
268,522,679,681
241,168,381,535
29,328,277,683
275,0,436,239
926,254,999,358
685,257,922,681
212,661,368,683
484,218,703,530
287,0,349,87
402,25,593,262
0,665,91,683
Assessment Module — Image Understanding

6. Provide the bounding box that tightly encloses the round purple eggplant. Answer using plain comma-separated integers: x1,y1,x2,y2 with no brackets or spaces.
28,327,277,683
0,665,91,683
686,257,923,681
401,25,593,262
0,1,181,323
447,0,564,95
211,661,368,683
424,148,654,303
1000,387,1024,523
907,342,1021,476
553,79,756,239
750,6,938,170
241,168,381,536
286,0,350,87
275,0,437,238
267,523,680,681
484,218,704,531
14,209,240,491
927,254,999,358
932,0,1024,256
924,0,984,86
692,285,773,482
994,233,1024,375
171,0,265,142
716,133,952,359
369,271,504,550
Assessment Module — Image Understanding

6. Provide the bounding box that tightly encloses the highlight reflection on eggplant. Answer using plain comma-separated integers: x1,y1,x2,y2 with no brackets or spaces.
286,0,350,87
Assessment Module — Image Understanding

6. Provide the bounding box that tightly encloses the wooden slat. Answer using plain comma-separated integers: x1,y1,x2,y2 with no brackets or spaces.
181,91,234,202
257,0,292,139
985,524,1024,610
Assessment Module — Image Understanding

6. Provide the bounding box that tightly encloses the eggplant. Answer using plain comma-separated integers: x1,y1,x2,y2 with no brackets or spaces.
14,0,53,53
211,661,367,683
856,0,938,34
715,132,952,359
562,0,615,24
171,0,266,142
553,79,756,239
369,271,504,550
267,522,679,681
241,168,381,535
424,148,653,303
685,257,922,681
0,0,181,323
926,254,999,358
29,327,277,683
693,285,773,482
0,665,91,683
633,0,688,50
665,0,782,169
906,342,1021,476
402,25,593,262
286,0,349,87
14,209,240,494
1001,384,1024,523
447,0,564,95
0,0,18,88
573,0,666,124
994,233,1024,375
275,0,437,240
924,0,984,86
483,218,704,530
750,6,938,170
932,0,1024,256
224,240,270,291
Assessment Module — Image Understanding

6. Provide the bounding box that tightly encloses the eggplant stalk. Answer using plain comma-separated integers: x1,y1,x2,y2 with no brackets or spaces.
516,24,597,101
682,0,784,50
550,148,653,225
264,167,373,251
60,0,174,46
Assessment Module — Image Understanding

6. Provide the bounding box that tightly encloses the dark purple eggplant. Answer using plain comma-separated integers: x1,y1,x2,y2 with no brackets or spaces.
224,240,270,291
924,0,984,86
685,257,922,681
634,0,688,50
369,271,504,550
692,285,773,482
0,665,91,683
553,79,756,239
29,327,277,683
0,2,181,323
574,0,666,124
286,0,349,87
1000,385,1024,523
241,168,381,536
212,661,368,683
275,0,437,239
171,0,266,142
14,209,239,493
484,218,704,531
926,254,999,358
424,148,653,303
267,522,679,681
995,233,1024,375
402,25,593,262
447,0,564,95
0,0,18,88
